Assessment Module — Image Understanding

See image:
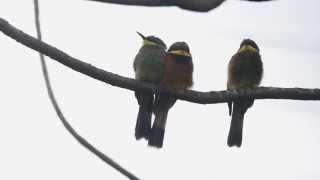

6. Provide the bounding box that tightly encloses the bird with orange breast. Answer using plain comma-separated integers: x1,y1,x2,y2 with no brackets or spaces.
148,42,194,148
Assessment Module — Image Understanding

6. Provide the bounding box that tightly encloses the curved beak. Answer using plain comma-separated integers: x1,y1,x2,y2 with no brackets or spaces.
136,31,146,40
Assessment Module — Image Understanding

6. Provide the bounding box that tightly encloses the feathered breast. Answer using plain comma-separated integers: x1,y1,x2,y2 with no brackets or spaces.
133,46,166,83
227,51,263,89
162,54,193,90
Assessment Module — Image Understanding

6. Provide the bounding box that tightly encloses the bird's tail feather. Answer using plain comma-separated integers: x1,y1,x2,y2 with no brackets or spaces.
228,101,232,116
135,92,153,140
227,106,244,147
227,99,253,147
148,110,168,148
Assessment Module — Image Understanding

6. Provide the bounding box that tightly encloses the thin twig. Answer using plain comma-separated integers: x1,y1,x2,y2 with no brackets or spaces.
0,17,319,105
33,1,139,180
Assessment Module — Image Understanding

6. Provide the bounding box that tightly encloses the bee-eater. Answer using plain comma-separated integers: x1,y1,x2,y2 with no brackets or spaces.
227,39,263,147
133,32,167,140
148,42,193,148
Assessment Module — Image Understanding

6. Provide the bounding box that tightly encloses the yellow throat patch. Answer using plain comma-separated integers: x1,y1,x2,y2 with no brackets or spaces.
168,50,191,57
143,39,159,47
238,45,258,53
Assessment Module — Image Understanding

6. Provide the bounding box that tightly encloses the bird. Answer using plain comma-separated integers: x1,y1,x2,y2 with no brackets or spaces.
227,39,263,147
148,42,194,148
133,32,167,140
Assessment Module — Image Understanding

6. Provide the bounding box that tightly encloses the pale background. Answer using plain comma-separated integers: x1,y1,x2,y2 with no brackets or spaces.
0,0,320,179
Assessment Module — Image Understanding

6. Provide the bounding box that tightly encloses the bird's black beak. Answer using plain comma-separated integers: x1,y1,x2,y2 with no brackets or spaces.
136,31,146,40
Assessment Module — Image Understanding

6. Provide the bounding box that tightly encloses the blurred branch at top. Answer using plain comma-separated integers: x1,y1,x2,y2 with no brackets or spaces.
86,0,275,12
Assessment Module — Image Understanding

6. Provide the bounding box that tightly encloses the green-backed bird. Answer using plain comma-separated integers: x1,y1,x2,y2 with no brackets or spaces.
227,39,263,147
133,32,167,140
148,42,194,148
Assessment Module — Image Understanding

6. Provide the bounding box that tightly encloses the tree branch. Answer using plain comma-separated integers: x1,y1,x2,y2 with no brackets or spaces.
0,17,319,104
32,1,139,180
85,0,274,12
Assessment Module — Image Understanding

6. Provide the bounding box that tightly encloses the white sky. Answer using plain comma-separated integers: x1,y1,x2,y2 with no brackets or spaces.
0,0,320,179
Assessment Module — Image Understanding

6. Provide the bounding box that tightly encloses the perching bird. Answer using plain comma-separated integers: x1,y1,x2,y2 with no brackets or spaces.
133,32,167,140
148,42,193,148
227,39,263,147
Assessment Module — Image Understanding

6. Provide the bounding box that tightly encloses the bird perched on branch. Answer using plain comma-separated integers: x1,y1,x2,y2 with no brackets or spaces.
133,32,167,140
227,39,263,147
148,42,194,148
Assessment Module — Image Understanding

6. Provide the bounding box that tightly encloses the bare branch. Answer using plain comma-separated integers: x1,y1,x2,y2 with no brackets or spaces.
0,17,319,104
32,1,139,180
85,0,274,12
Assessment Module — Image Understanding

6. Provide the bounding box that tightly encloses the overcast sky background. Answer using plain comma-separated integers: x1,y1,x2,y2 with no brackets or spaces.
0,0,320,179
